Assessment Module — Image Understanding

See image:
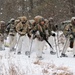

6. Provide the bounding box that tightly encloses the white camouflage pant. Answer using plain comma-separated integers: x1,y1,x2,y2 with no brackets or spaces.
62,38,75,55
9,34,17,51
48,35,56,52
0,35,5,50
16,34,30,54
34,38,45,57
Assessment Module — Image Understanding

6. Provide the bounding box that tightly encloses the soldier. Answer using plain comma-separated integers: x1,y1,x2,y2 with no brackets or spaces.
61,17,75,57
27,19,35,38
31,15,48,59
15,19,20,26
16,16,30,54
6,18,17,51
27,19,35,52
0,21,6,50
47,17,56,54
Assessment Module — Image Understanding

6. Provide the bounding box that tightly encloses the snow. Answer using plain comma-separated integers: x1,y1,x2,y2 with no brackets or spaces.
0,31,75,75
0,49,74,75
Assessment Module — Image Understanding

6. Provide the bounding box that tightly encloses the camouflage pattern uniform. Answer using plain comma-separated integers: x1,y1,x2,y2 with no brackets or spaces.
16,16,30,54
61,17,75,57
6,18,17,51
31,15,47,59
27,19,35,38
47,17,56,54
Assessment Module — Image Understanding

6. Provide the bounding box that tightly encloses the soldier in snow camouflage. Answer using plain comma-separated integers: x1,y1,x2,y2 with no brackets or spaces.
16,16,30,54
0,21,6,50
61,17,75,57
6,18,17,51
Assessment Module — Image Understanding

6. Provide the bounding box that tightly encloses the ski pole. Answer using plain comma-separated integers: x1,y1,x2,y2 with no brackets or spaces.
28,35,34,58
15,34,21,54
54,35,59,58
62,37,68,54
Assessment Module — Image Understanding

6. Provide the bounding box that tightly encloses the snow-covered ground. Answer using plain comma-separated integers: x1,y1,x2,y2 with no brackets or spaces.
0,31,75,75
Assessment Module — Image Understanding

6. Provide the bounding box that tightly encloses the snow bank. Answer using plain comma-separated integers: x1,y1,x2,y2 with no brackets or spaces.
0,54,73,75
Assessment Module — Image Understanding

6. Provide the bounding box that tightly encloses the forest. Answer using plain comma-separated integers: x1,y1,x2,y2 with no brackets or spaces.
0,0,75,23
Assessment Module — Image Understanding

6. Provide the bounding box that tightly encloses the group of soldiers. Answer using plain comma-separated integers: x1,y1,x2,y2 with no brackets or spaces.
0,15,75,59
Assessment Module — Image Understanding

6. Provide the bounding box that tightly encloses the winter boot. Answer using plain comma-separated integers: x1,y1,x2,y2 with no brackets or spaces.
37,56,43,60
73,55,75,57
25,51,30,55
50,51,56,55
10,47,16,52
61,53,68,57
17,51,21,54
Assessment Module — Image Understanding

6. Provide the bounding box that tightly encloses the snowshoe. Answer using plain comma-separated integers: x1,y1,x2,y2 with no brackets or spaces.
50,51,56,55
60,53,68,57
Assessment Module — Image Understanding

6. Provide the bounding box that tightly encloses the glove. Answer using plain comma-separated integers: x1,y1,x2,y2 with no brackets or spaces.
19,28,23,32
32,30,37,34
51,33,56,37
27,33,31,38
55,24,58,28
69,34,73,38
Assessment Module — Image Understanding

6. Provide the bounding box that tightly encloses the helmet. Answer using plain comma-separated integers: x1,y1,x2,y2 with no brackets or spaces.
34,15,44,24
48,17,53,22
8,18,15,24
71,17,75,25
10,18,15,22
18,16,27,22
0,21,5,25
71,17,75,21
0,21,6,30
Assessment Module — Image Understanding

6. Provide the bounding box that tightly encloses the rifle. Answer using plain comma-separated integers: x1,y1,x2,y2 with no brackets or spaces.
40,31,54,50
31,24,54,50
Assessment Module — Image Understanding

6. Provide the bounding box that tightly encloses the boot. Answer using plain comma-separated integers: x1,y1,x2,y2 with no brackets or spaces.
10,47,16,52
37,56,43,60
25,51,30,55
17,51,21,54
61,53,68,57
50,51,56,55
73,55,75,57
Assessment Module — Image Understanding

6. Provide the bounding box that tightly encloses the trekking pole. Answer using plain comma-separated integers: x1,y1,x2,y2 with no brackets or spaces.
54,35,59,58
56,25,60,55
62,37,68,54
28,35,34,58
57,31,60,52
15,34,21,54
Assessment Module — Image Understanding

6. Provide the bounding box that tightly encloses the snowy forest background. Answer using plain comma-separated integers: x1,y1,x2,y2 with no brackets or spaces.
0,0,75,23
0,0,75,75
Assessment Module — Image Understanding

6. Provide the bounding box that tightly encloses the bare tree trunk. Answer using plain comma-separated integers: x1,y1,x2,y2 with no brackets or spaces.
29,0,33,13
22,0,25,16
68,0,75,16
